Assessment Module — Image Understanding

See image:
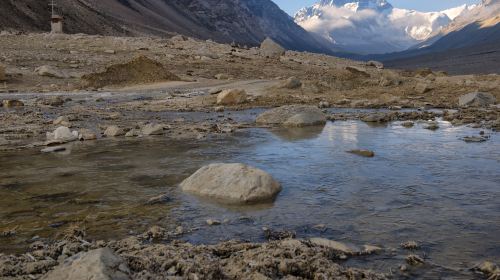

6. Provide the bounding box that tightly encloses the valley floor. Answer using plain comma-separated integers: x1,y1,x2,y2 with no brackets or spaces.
0,33,499,279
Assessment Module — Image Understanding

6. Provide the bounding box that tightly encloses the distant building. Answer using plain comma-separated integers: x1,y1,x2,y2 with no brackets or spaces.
51,15,63,34
49,0,63,34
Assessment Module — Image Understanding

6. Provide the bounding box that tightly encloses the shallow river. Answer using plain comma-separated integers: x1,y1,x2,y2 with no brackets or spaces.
1,119,499,278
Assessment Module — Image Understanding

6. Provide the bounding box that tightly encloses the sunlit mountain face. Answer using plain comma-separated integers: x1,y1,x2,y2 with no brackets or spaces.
294,0,478,54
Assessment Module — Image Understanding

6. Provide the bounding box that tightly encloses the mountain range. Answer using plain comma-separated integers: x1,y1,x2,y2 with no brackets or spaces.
380,0,500,74
294,0,478,54
0,0,498,74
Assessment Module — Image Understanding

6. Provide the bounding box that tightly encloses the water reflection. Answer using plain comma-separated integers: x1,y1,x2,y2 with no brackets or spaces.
270,125,325,142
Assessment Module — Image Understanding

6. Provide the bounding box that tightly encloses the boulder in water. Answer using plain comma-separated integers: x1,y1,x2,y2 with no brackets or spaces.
283,112,327,127
180,163,281,204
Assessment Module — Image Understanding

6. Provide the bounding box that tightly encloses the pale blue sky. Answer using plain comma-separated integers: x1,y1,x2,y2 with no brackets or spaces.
272,0,481,15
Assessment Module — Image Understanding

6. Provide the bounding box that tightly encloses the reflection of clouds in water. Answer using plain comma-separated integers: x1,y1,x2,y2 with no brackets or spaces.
323,121,359,144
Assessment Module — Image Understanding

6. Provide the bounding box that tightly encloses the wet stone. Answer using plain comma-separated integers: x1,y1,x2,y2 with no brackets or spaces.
406,255,425,266
401,241,419,250
347,149,375,158
145,194,171,205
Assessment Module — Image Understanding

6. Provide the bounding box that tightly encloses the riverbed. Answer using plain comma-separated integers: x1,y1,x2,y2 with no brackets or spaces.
1,119,499,278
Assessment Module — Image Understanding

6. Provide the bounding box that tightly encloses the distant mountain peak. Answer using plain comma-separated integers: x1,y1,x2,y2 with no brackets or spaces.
294,0,477,54
317,0,392,11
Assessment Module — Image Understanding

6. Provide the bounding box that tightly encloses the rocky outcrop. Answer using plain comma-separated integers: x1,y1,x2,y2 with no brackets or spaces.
180,163,281,204
41,248,130,280
256,105,327,127
459,92,496,107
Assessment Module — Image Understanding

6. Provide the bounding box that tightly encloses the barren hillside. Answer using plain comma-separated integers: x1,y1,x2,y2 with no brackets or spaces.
0,0,333,53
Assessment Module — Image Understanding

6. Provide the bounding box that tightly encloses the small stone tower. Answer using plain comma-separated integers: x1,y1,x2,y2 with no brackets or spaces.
51,15,63,34
49,0,63,34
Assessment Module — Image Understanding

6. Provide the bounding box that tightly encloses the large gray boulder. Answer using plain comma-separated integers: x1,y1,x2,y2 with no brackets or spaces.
180,163,281,204
256,105,326,127
283,112,326,127
459,92,496,107
42,248,130,280
260,37,285,58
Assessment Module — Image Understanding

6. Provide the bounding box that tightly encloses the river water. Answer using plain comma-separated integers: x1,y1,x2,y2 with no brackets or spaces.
1,119,499,278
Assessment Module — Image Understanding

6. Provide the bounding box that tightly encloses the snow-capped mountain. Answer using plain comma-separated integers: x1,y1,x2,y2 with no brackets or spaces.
294,0,477,54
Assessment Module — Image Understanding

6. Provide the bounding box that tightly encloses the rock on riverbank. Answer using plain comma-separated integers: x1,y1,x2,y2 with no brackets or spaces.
0,227,388,280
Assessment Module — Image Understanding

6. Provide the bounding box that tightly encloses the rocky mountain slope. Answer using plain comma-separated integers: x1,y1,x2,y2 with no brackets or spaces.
294,0,476,54
0,0,332,53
